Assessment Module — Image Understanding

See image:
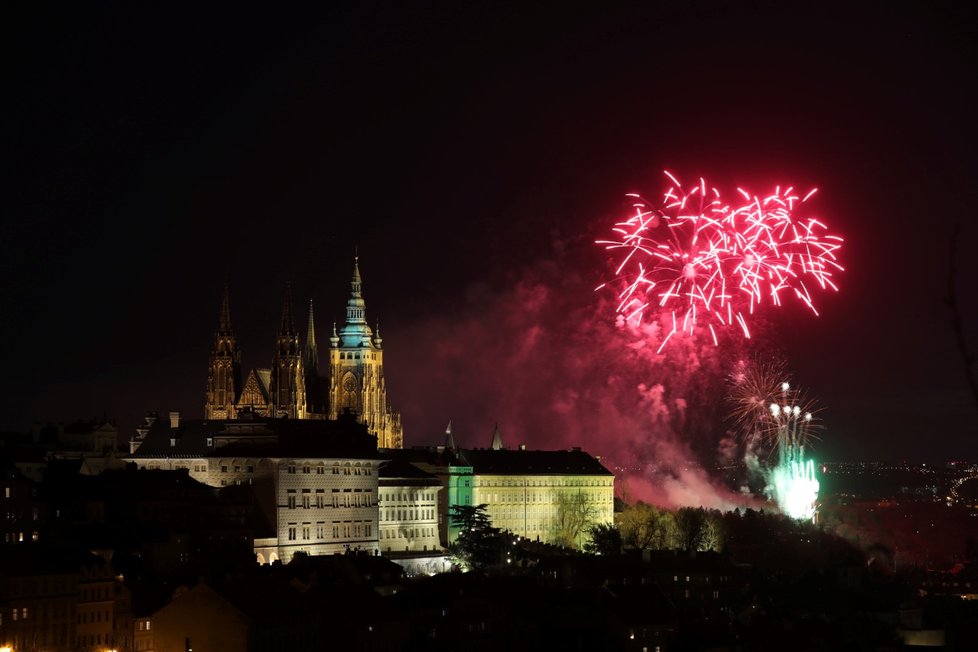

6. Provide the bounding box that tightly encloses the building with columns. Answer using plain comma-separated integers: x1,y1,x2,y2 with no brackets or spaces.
203,258,403,448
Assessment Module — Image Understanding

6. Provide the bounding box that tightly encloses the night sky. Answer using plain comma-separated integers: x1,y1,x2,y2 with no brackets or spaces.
5,2,978,465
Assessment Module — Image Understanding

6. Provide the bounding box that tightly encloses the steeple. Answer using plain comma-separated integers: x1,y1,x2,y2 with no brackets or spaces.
444,420,455,451
305,299,318,370
269,282,305,418
490,423,503,450
303,298,322,415
339,256,373,347
205,284,241,420
328,254,402,448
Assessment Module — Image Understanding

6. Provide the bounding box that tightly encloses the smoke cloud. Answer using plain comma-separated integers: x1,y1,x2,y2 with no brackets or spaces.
390,242,760,510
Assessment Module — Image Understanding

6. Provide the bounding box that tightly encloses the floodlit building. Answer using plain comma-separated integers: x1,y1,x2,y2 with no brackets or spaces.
125,411,385,564
400,425,615,549
202,257,403,448
462,427,615,548
378,458,443,553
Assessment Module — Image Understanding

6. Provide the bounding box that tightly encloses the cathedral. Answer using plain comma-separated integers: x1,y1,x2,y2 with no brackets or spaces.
204,259,403,449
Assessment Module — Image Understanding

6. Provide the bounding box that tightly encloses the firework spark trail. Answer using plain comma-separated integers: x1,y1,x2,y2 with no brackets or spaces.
728,360,822,519
597,172,844,348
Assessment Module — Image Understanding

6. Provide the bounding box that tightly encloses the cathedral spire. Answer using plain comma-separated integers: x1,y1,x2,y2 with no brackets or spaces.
305,299,318,370
270,282,305,418
346,257,367,326
303,298,321,415
339,256,372,347
205,283,241,420
490,423,503,450
306,299,317,349
445,420,456,451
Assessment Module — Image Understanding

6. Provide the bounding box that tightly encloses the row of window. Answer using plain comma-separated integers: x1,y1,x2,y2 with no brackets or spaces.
286,489,374,509
479,492,613,504
3,508,39,520
381,508,436,522
177,463,376,476
379,491,436,502
382,527,436,539
338,351,377,360
3,531,39,543
220,478,253,486
478,478,612,487
78,609,112,624
286,522,373,540
286,464,373,475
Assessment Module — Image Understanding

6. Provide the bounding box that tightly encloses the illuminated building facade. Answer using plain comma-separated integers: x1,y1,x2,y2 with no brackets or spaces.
396,426,615,550
125,412,384,565
378,459,443,553
204,258,403,448
463,437,616,549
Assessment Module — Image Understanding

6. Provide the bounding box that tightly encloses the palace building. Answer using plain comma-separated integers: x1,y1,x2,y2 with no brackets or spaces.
204,258,403,449
395,425,615,549
126,411,385,564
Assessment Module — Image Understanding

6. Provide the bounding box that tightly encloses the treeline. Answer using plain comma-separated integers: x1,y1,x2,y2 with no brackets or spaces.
586,502,824,556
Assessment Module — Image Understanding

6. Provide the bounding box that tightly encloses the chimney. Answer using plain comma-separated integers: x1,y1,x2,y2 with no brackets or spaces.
169,412,180,428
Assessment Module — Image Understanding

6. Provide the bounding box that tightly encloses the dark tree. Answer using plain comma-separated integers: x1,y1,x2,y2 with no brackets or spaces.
583,522,623,555
674,507,706,552
448,504,501,570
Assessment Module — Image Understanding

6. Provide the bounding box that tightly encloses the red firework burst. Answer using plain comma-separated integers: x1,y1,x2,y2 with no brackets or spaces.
596,172,843,351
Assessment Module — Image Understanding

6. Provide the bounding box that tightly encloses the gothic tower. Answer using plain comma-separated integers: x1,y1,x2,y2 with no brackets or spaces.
303,299,325,416
205,284,242,419
268,283,307,419
328,258,403,448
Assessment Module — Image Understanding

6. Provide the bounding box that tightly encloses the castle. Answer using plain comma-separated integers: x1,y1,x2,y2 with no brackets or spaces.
204,258,403,449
